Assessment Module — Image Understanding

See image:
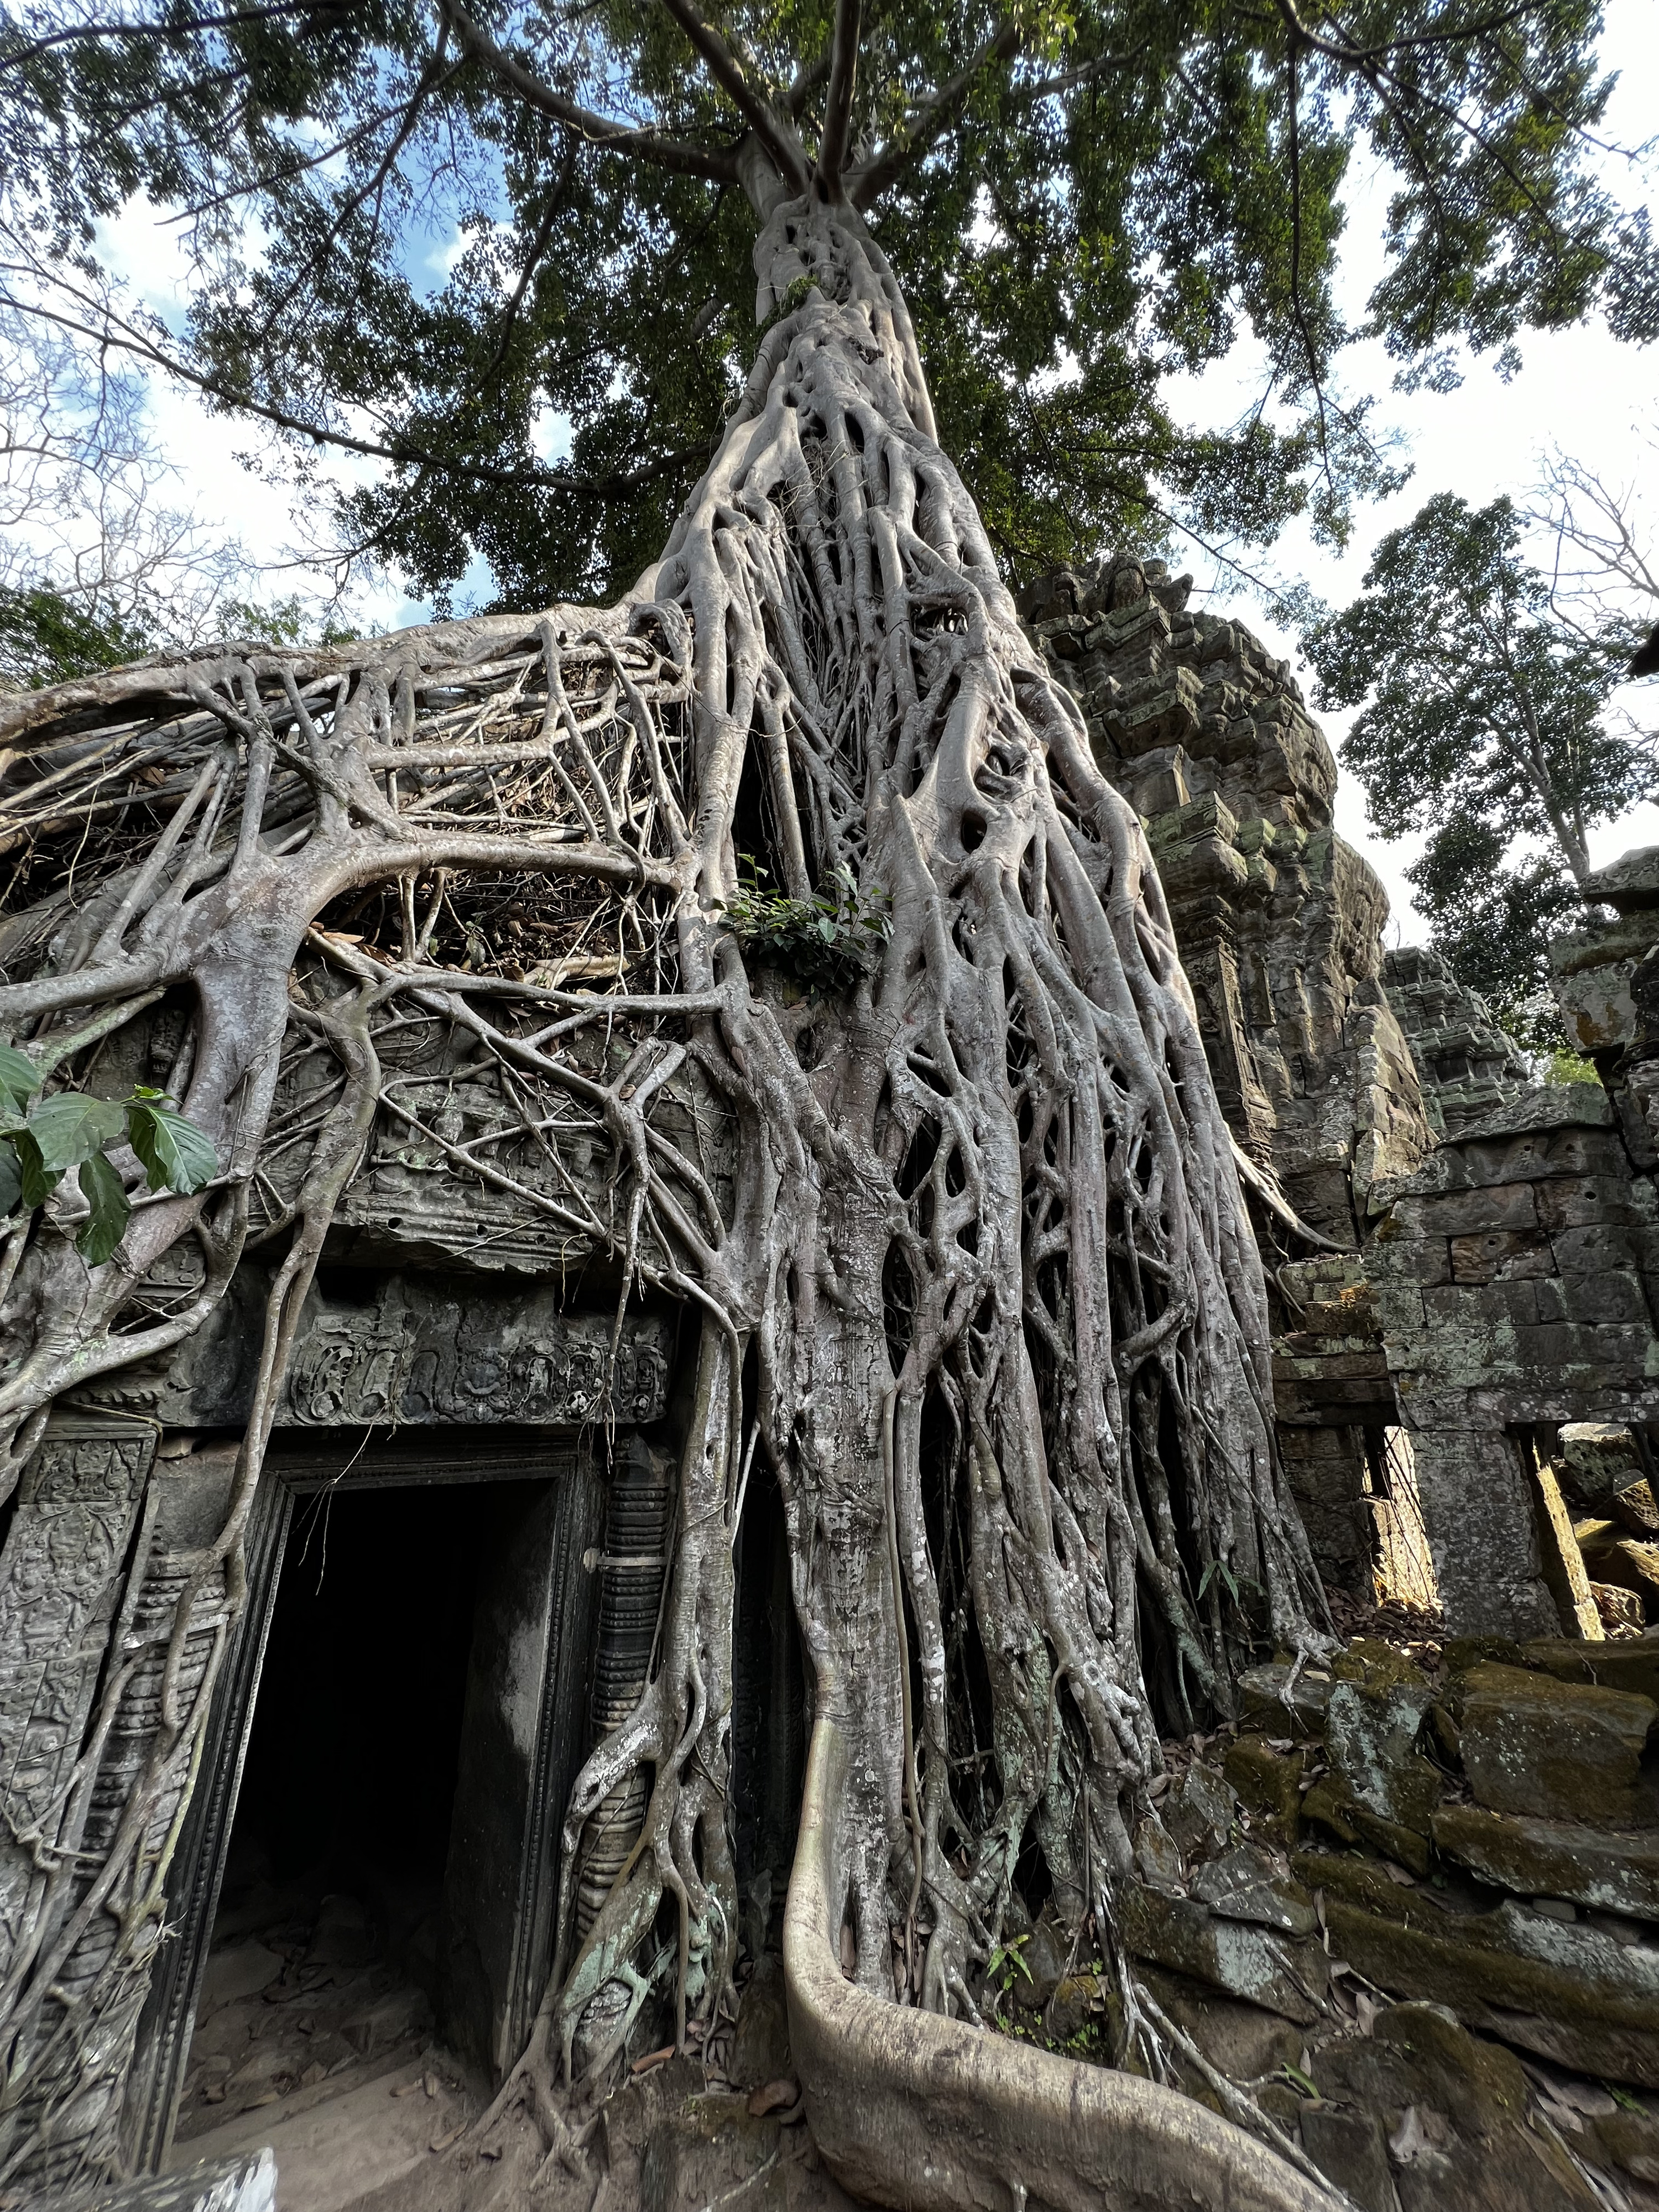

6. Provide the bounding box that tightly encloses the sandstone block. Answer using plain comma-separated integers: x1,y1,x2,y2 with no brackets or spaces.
1578,1532,1659,1619
1448,1230,1554,1282
1223,1737,1302,1839
1237,1660,1332,1738
1431,1802,1659,1920
1551,1222,1659,1274
1536,1174,1658,1230
1188,1843,1318,1935
1162,1759,1237,1856
1554,1269,1651,1326
1310,2004,1600,2212
1457,1662,1658,1827
1398,1183,1540,1237
1298,1849,1659,2086
1119,1881,1326,2023
1424,1280,1541,1326
1523,1637,1659,1705
1559,1421,1643,1499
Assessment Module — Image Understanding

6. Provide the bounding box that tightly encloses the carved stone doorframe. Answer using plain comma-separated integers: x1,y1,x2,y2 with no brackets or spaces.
123,1428,606,2173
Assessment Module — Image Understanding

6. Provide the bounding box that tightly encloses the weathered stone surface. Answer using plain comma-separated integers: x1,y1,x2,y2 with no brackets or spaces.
1308,2004,1600,2212
1324,1681,1441,1824
1561,1422,1646,1499
84,1272,675,1430
1298,1849,1659,2086
730,1957,791,2091
1188,1843,1318,1935
1161,1760,1237,1858
1524,1636,1659,1708
1298,2105,1394,2212
1119,1881,1326,2024
1578,1529,1659,1619
1223,1737,1303,1839
1136,1965,1303,2085
1431,1802,1659,1921
1383,947,1533,1142
1030,561,1434,1243
1236,1661,1333,1738
1458,1661,1659,1825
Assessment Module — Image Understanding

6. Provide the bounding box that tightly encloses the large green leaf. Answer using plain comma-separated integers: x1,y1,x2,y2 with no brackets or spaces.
27,1093,127,1173
76,1150,131,1266
0,1138,21,1219
126,1098,218,1194
14,1130,61,1210
0,1045,40,1109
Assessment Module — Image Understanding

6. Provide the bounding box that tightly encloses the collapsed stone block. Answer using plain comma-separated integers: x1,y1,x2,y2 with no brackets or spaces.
1431,1802,1659,1921
1457,1661,1658,1827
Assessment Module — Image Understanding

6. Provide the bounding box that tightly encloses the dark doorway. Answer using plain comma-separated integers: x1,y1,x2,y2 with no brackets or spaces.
233,1480,512,1935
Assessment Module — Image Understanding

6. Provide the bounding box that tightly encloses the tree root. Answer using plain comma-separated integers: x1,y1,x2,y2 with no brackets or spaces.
784,1714,1349,2212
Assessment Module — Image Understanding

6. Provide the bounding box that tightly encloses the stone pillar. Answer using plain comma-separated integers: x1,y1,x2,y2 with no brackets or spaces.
1403,1421,1557,1639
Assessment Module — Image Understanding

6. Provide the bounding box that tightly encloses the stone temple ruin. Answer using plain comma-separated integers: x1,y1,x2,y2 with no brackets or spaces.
7,557,1659,2211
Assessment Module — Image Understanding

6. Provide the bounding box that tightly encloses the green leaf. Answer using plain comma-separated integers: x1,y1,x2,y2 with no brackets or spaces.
27,1092,126,1172
126,1098,218,1194
0,1044,40,1107
76,1150,130,1266
14,1130,61,1209
0,1138,20,1218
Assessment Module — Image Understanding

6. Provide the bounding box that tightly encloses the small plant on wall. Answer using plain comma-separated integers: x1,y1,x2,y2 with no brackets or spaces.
715,864,891,995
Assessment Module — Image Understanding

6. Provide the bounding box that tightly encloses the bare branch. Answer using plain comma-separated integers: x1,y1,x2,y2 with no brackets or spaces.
848,21,1020,209
815,0,862,198
655,0,811,192
443,0,740,183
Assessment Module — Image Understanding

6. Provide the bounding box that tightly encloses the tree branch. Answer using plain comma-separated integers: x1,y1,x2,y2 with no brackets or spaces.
847,21,1019,210
0,267,714,495
442,0,739,183
655,0,810,191
815,0,862,199
0,0,331,74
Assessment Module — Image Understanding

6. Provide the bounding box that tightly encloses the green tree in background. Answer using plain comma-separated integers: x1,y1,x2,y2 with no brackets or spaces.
1302,491,1646,1042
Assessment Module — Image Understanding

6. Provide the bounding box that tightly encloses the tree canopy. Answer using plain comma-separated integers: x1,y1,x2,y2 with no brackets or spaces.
0,0,1651,611
1302,488,1646,1040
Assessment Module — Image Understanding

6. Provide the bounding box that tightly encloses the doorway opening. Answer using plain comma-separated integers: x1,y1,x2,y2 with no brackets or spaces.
174,1478,544,2152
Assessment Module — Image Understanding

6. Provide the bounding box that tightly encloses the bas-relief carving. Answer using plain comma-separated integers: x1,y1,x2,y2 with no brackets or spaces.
0,1427,156,1976
280,1286,672,1428
74,1278,674,1432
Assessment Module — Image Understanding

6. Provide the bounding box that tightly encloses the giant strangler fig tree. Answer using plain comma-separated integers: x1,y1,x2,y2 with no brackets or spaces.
0,0,1650,2192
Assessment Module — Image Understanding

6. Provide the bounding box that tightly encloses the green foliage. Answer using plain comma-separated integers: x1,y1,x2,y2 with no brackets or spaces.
717,863,890,994
1301,493,1644,1034
1545,1045,1599,1086
0,582,150,688
0,1057,219,1266
984,1932,1032,2018
0,0,1647,606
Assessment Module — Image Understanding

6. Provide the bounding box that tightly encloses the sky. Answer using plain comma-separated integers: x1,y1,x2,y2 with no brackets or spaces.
71,0,1659,949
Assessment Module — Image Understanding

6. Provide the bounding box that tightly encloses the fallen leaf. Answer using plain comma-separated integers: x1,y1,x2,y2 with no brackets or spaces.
748,2078,800,2118
1556,2081,1618,2118
1389,2104,1427,2163
1384,1861,1415,1886
630,2046,675,2075
1355,1992,1378,2037
429,2122,467,2154
1266,1738,1293,1754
